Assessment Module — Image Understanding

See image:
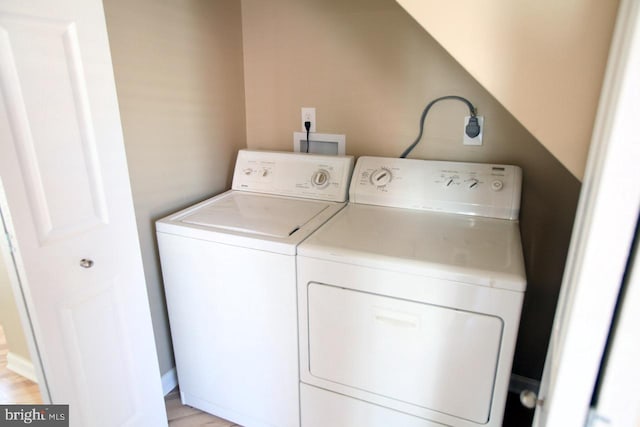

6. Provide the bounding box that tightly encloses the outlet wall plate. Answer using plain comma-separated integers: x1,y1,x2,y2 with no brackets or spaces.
293,132,345,155
463,116,484,146
301,107,316,132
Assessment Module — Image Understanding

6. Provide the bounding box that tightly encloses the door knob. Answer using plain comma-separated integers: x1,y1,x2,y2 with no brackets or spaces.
79,259,94,268
520,390,543,409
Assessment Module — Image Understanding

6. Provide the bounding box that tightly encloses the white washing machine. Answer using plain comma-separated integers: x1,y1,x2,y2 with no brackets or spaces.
297,156,526,427
156,149,354,427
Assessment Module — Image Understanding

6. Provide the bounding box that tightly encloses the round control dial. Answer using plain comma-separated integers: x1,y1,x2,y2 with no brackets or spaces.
491,180,504,191
443,176,458,187
370,168,392,187
311,169,331,188
467,178,479,189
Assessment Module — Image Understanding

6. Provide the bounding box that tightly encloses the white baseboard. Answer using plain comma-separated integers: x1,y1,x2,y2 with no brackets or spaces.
161,367,178,396
6,352,37,383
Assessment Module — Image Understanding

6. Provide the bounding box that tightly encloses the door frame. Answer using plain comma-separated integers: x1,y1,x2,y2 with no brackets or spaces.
0,180,50,403
534,0,640,424
591,232,640,425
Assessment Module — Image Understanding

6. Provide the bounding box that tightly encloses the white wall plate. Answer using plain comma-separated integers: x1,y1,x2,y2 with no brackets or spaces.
293,132,346,155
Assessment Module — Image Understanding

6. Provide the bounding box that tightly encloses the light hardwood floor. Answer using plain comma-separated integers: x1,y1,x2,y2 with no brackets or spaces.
165,388,242,427
0,324,42,404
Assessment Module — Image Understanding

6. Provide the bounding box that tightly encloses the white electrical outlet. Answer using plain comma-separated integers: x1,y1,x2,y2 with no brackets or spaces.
463,115,484,146
301,107,316,132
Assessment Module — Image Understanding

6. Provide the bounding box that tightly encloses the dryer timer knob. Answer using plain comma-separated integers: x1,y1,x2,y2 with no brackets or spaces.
370,168,392,187
491,180,504,191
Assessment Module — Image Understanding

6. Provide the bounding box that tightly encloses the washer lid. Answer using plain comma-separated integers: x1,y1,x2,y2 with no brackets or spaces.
179,192,331,238
298,203,526,291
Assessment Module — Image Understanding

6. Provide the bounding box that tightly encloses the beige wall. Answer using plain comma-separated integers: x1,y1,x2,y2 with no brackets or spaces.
98,0,586,385
242,0,581,379
103,0,246,374
396,0,619,180
0,251,31,360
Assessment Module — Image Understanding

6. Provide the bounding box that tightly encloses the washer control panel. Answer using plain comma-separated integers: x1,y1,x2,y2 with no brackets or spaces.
350,156,522,220
232,150,355,202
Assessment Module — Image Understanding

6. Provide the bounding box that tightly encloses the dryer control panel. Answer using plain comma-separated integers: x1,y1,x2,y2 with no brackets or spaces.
232,150,355,202
350,157,522,220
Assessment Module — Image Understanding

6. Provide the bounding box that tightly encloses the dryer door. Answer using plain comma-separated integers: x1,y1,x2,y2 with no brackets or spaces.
306,282,503,424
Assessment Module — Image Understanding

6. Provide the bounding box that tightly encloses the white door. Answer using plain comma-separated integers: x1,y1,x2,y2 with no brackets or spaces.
591,243,640,426
0,0,167,425
533,0,640,425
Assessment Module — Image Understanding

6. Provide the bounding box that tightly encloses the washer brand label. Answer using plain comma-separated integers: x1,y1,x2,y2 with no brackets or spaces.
1,405,68,426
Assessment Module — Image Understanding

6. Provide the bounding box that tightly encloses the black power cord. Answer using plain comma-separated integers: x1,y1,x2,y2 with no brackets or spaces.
304,120,311,153
400,95,479,158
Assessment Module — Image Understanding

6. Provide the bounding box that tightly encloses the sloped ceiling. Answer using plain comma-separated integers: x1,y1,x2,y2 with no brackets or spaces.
395,0,619,180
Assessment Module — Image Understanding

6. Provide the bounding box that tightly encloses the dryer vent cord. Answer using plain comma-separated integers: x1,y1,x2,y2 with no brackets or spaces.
400,95,478,158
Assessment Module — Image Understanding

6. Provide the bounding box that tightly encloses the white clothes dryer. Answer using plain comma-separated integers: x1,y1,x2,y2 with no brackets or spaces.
297,156,526,427
157,149,354,427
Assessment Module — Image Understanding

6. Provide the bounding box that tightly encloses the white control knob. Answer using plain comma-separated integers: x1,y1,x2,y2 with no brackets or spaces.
491,180,504,191
444,176,457,187
370,168,392,187
311,170,330,188
468,178,479,189
261,168,269,177
243,168,252,176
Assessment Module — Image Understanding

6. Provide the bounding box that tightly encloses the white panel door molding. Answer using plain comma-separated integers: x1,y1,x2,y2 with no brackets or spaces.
0,14,109,245
0,0,167,425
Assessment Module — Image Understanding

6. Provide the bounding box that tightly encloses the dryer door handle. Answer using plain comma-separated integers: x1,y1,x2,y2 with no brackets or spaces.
374,309,419,329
